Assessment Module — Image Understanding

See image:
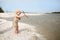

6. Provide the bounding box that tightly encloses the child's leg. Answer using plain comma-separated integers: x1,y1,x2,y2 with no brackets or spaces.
14,21,19,34
15,26,19,33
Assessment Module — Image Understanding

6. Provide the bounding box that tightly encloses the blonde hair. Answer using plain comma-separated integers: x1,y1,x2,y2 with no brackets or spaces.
15,9,21,14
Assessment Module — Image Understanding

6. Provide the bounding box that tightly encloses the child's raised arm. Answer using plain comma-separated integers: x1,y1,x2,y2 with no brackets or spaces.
16,15,20,18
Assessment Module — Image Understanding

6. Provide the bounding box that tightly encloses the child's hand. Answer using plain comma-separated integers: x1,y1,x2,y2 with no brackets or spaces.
19,18,21,20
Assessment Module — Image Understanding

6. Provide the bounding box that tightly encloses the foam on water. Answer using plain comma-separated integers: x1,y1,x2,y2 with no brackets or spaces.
0,13,45,18
0,20,47,40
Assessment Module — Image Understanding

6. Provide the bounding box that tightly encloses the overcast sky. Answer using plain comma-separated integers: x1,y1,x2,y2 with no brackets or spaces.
0,0,60,13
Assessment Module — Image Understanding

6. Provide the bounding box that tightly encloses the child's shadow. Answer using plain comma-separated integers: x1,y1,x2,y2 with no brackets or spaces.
19,28,30,33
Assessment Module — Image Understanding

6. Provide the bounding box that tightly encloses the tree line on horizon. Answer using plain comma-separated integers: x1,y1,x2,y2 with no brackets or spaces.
0,7,4,13
52,12,60,14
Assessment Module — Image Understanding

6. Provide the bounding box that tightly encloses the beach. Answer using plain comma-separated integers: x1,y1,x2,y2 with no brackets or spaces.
0,13,60,40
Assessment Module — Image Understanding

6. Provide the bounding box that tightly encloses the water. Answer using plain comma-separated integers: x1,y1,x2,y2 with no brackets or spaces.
0,13,60,40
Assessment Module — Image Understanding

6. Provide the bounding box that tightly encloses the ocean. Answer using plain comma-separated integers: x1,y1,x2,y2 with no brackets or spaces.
0,13,60,40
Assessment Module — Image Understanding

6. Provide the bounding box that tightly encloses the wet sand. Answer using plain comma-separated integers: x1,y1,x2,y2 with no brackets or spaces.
0,13,60,40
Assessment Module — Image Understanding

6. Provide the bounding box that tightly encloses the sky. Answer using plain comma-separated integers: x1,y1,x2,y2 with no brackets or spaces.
0,0,60,13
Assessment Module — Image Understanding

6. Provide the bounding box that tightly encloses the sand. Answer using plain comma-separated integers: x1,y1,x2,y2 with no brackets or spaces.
0,19,46,40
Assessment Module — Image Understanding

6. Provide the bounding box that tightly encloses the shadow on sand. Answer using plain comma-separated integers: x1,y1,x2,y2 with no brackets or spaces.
19,28,30,33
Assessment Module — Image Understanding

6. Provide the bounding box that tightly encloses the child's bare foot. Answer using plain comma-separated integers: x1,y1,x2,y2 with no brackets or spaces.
15,31,18,34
